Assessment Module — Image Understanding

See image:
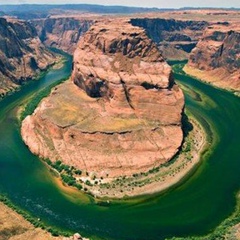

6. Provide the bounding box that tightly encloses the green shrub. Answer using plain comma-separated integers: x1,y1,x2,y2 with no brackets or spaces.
61,174,76,186
74,183,83,190
74,169,82,175
85,180,92,186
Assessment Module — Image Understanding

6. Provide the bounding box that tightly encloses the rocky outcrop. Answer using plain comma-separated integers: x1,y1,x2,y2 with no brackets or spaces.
32,17,93,54
0,17,56,98
21,19,184,178
130,18,209,60
185,23,240,92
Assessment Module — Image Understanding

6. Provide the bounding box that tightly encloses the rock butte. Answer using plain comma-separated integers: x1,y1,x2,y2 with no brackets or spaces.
21,19,184,178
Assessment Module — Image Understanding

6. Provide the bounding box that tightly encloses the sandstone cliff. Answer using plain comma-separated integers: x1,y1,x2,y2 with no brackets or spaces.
185,23,240,92
130,18,209,60
21,19,184,178
32,17,93,54
0,17,56,98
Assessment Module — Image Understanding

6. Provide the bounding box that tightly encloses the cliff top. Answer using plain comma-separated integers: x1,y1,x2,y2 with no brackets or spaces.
73,19,171,93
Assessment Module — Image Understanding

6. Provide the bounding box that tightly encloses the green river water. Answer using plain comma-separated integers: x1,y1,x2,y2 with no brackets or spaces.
0,56,239,240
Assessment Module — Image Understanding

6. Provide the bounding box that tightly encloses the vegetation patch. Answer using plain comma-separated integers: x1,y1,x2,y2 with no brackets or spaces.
44,159,84,191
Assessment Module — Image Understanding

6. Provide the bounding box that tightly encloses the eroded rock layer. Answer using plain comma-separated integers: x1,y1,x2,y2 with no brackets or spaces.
0,17,56,97
21,19,184,177
185,23,240,92
32,17,93,54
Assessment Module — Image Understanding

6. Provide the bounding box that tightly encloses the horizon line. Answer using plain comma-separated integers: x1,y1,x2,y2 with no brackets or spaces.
0,3,239,10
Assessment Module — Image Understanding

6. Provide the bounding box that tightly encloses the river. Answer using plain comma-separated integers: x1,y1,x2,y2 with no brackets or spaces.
0,56,239,240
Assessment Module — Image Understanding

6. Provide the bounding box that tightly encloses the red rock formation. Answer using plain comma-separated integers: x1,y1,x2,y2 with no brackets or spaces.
21,19,184,178
185,23,240,92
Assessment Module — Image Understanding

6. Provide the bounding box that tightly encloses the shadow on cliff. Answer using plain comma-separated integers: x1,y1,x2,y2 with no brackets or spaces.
182,113,193,138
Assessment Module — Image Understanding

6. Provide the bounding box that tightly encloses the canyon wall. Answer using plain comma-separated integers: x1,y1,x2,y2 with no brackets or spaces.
185,23,240,92
0,17,56,98
32,16,209,59
32,17,93,54
130,18,209,60
21,19,184,178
